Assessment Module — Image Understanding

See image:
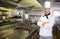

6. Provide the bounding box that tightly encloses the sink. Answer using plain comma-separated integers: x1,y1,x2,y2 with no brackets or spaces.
0,24,38,39
5,26,36,39
7,27,34,39
8,29,29,39
14,26,35,33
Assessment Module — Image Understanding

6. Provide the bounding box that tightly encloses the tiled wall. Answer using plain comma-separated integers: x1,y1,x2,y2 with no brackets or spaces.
28,10,44,23
28,10,44,15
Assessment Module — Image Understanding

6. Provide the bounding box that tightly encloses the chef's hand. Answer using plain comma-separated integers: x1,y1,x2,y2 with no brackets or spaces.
38,19,43,22
38,19,48,26
42,22,48,26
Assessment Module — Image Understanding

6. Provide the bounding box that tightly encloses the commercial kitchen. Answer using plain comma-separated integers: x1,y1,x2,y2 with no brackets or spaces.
0,0,60,39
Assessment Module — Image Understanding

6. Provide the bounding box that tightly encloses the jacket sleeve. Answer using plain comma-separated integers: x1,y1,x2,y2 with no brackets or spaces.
37,18,43,28
44,16,55,28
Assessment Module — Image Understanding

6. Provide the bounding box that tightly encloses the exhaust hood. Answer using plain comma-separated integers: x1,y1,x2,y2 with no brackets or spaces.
0,0,43,10
8,0,22,3
0,0,17,8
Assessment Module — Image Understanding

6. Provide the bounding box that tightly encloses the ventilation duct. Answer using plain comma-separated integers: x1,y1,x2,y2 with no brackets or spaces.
37,0,46,6
9,0,22,3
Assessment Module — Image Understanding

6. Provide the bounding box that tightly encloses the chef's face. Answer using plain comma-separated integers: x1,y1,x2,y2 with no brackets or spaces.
45,8,50,14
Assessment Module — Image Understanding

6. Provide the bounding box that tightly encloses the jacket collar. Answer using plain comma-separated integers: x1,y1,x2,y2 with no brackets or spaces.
43,13,51,19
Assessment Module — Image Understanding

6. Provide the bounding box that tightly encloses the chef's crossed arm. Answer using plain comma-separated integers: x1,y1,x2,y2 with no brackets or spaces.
37,18,48,27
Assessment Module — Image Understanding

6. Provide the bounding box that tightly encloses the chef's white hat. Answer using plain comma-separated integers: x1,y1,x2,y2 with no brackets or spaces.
44,1,51,8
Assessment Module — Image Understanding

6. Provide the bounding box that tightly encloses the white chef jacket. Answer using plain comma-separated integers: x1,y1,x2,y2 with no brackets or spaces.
37,13,55,36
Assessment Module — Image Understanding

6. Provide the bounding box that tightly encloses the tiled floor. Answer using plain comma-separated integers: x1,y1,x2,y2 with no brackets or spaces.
53,29,57,39
53,34,57,39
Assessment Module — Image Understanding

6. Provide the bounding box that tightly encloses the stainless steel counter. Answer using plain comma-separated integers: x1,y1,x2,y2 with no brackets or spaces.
7,26,39,39
0,21,39,39
55,16,60,31
56,26,60,31
0,21,20,39
7,29,29,39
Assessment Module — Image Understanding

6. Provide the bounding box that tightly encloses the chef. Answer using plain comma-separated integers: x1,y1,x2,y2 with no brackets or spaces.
37,1,55,39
